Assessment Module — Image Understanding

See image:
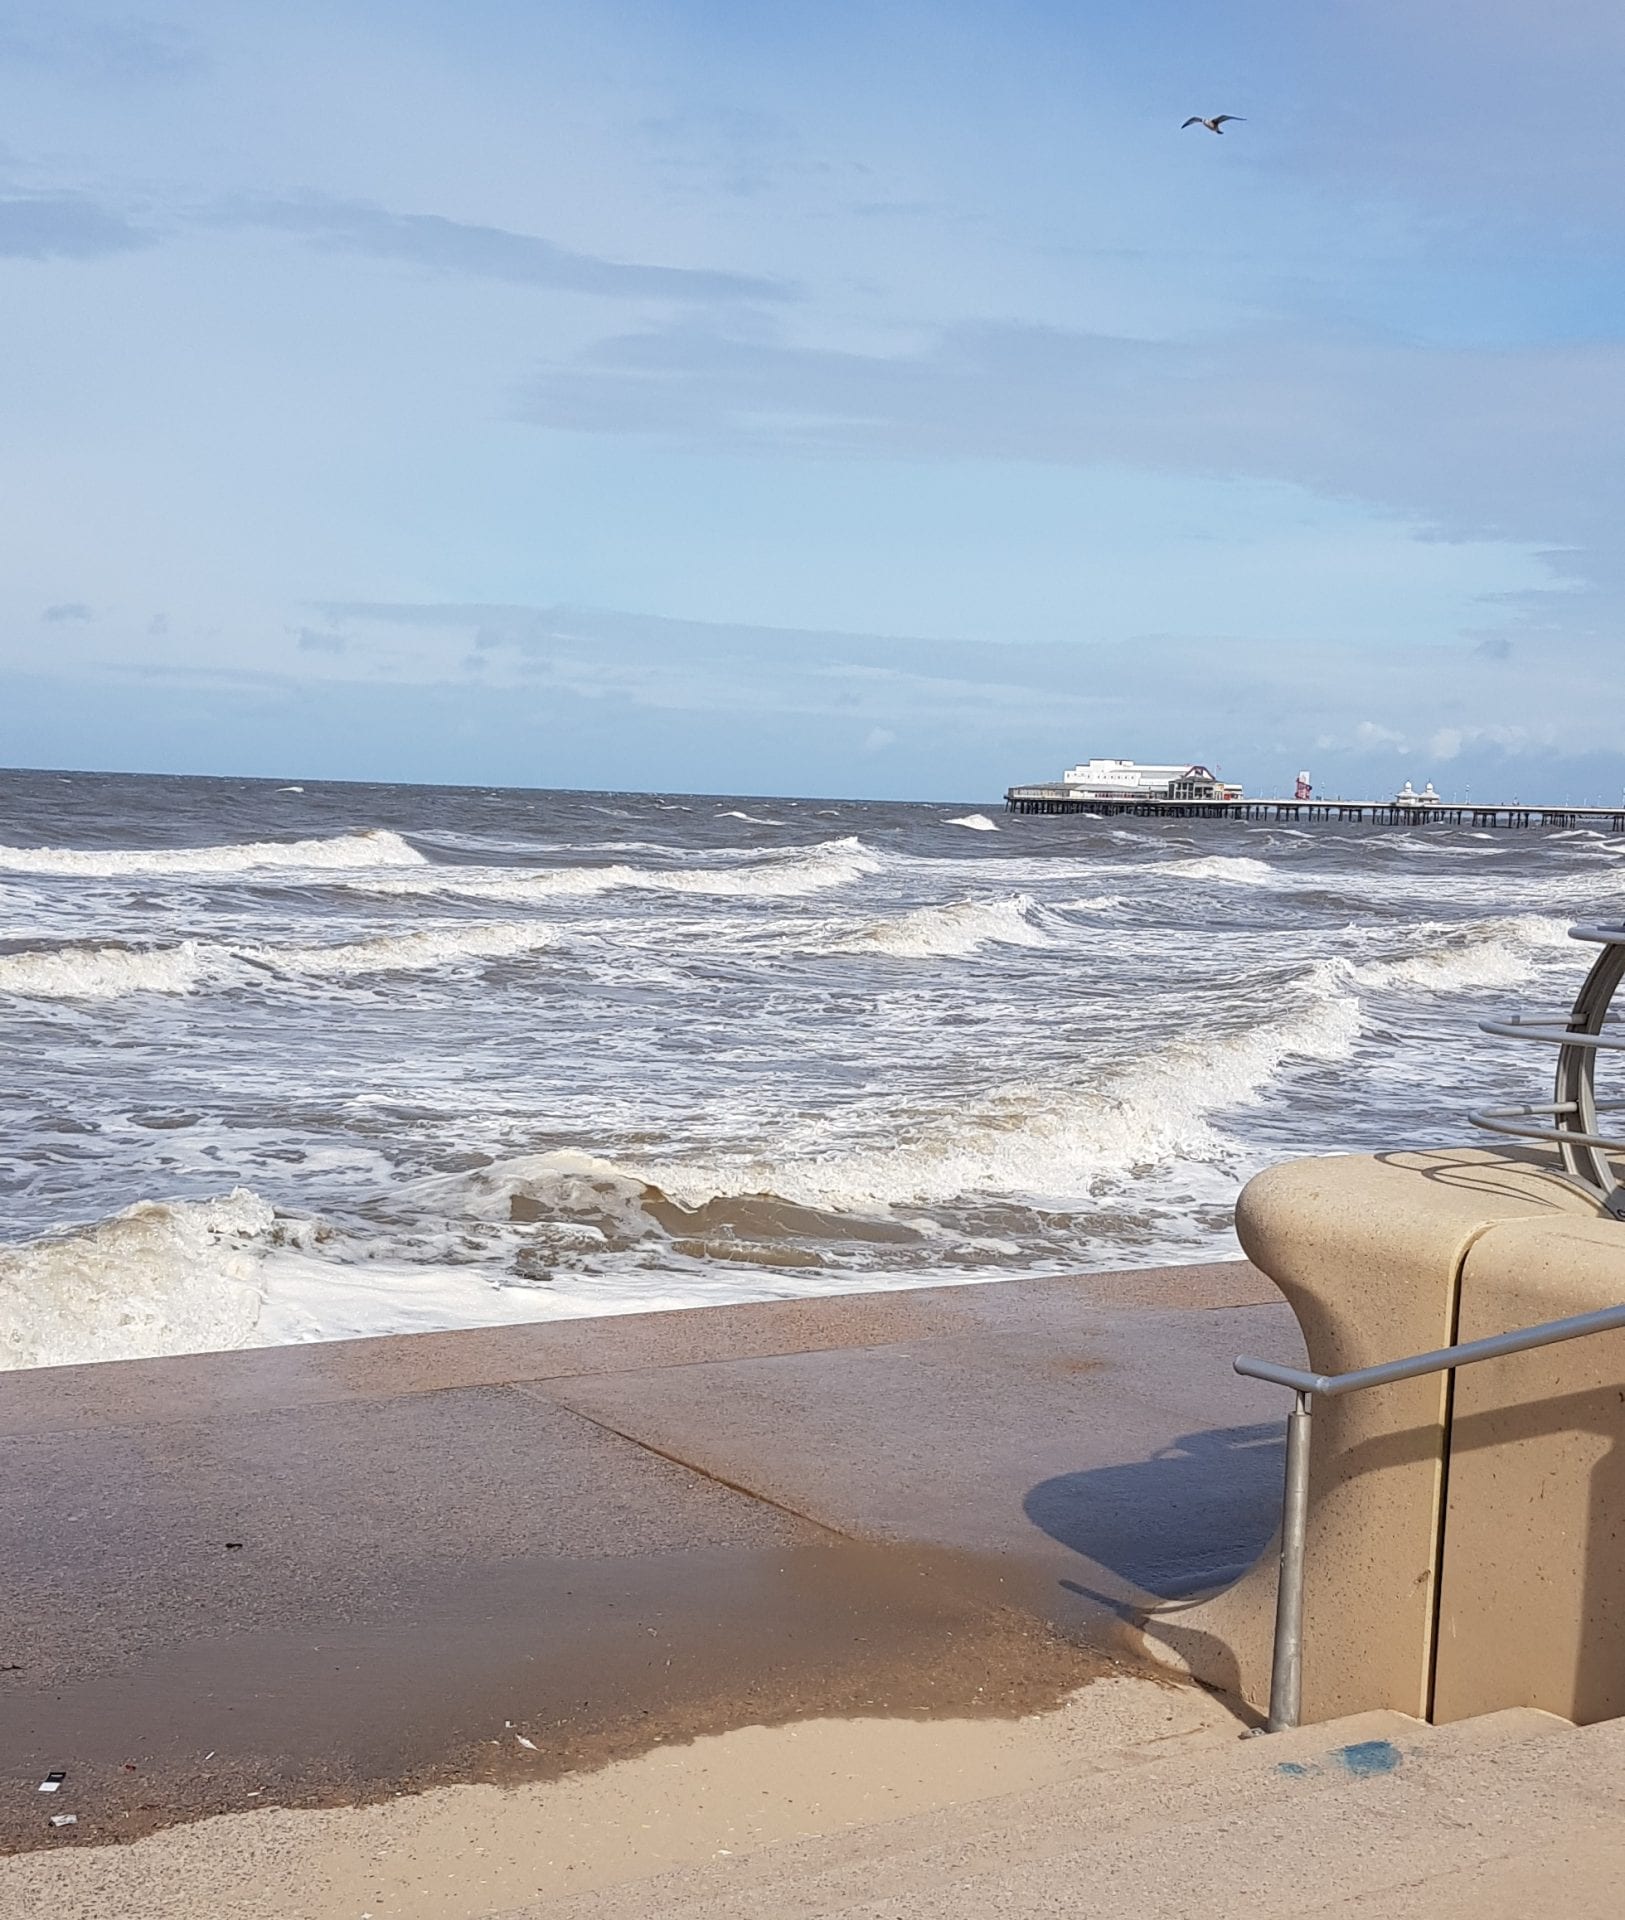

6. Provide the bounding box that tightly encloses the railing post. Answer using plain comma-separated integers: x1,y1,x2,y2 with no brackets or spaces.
1267,1389,1313,1732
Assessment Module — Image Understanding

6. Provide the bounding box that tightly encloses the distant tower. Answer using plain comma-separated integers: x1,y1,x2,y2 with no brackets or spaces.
1294,770,1313,801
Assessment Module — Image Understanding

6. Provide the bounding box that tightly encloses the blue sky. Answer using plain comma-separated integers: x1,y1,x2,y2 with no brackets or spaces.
2,0,1623,800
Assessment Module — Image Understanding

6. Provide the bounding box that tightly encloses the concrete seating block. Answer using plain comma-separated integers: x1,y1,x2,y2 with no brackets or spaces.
1159,1148,1604,1720
1435,1211,1625,1724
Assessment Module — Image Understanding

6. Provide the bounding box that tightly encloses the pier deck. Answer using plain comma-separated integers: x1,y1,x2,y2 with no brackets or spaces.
1005,787,1625,829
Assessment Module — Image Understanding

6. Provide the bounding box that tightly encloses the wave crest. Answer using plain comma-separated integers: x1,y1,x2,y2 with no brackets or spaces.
829,894,1056,958
256,922,556,978
0,828,425,878
363,837,881,905
0,941,207,999
1163,855,1280,886
1347,915,1574,993
639,992,1360,1212
0,1191,273,1370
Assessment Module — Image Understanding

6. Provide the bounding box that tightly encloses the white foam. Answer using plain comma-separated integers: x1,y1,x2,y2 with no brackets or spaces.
715,810,781,825
1347,915,1574,994
360,837,882,905
638,986,1360,1212
253,922,556,978
1163,855,1280,886
0,828,425,878
0,941,207,999
416,1148,656,1237
0,921,560,996
829,894,1056,959
0,1191,274,1370
947,813,999,832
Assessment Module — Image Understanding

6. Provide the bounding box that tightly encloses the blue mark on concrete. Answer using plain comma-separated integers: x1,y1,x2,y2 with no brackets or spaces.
1335,1739,1402,1777
1276,1760,1312,1777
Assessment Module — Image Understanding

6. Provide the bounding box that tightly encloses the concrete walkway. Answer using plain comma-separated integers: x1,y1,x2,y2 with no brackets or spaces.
0,1262,1291,1853
525,1707,1625,1920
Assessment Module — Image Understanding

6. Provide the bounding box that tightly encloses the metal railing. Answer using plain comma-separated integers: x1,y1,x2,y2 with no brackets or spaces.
1234,1301,1625,1732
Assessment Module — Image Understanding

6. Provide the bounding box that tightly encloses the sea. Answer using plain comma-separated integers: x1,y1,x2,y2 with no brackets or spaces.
2,767,1618,1372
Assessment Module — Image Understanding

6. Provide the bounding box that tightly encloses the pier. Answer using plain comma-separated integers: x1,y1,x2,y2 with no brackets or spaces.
1004,787,1625,830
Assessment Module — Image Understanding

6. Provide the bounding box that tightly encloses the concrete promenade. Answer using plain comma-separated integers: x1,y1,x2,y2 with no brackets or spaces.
0,1262,1291,1859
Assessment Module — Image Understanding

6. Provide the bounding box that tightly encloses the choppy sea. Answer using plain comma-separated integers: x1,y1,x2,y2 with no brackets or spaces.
2,768,1616,1371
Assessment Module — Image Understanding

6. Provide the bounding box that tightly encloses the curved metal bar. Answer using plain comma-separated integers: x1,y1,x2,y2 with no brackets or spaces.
1478,1022,1625,1051
1468,1110,1625,1152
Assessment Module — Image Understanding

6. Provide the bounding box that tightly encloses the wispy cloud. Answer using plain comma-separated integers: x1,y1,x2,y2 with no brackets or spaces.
40,601,93,623
220,197,795,304
515,314,1623,643
516,317,1621,541
0,12,205,81
0,194,153,259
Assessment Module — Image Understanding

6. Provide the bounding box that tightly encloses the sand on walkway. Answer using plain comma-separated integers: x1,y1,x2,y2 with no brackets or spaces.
0,1673,1241,1920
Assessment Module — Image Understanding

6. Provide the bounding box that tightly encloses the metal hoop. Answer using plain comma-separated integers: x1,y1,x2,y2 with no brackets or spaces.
1471,925,1625,1217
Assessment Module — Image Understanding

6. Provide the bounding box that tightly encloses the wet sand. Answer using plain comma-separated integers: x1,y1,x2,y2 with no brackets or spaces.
0,1260,1292,1860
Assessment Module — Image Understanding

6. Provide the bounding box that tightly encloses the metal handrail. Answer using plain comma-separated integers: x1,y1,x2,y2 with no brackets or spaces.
1234,1299,1625,1733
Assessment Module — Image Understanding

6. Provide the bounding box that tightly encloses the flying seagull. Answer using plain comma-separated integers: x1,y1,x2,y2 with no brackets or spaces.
1182,114,1244,134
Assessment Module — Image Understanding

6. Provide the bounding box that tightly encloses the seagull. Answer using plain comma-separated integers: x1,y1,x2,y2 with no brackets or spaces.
1182,114,1244,134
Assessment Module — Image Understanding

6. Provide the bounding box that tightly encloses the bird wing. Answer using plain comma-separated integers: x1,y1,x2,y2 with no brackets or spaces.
1181,116,1202,128
1212,115,1244,125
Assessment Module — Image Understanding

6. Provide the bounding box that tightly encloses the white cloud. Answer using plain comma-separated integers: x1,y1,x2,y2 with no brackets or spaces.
1428,723,1550,763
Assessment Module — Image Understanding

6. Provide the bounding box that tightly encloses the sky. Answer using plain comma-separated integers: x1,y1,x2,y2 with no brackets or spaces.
2,0,1623,802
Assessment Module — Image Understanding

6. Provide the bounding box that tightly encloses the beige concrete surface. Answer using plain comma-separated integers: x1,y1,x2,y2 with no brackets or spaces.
0,1261,1288,1854
1435,1210,1625,1723
5,1239,1620,1920
1194,1147,1609,1720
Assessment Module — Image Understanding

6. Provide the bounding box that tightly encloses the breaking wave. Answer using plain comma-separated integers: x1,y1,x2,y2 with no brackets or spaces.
0,828,425,878
0,1191,274,1370
947,814,1000,832
0,941,208,999
361,836,882,905
1162,855,1281,886
639,991,1361,1212
829,894,1058,958
250,922,556,978
1347,915,1575,994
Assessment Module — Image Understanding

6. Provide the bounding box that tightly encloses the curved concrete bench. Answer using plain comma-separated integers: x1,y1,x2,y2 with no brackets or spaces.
1139,1147,1612,1722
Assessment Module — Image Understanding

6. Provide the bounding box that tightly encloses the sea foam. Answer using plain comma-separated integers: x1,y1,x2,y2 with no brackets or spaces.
1347,915,1574,994
0,828,425,878
0,941,208,999
829,894,1056,959
360,836,882,905
0,1191,273,1370
253,922,556,978
633,985,1361,1214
